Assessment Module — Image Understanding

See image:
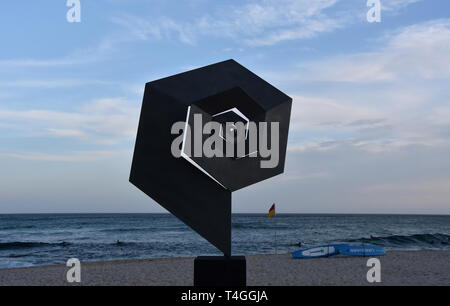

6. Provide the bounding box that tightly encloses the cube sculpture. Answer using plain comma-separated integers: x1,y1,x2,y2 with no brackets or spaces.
130,59,292,258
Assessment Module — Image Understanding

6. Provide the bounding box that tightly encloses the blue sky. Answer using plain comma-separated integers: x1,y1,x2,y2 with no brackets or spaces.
1,0,450,214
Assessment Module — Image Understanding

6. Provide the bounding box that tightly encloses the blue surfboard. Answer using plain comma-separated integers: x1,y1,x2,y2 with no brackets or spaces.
336,244,385,256
292,244,345,259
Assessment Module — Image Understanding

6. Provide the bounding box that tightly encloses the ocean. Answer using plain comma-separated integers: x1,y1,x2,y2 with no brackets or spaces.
0,214,448,269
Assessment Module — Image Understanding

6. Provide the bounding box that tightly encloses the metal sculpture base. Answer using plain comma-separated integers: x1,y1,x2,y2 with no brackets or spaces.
194,256,246,286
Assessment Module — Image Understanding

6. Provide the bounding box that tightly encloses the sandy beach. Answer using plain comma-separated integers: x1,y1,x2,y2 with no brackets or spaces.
0,250,448,286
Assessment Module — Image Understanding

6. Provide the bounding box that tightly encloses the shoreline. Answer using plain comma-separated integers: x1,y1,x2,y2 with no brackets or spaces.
0,250,449,286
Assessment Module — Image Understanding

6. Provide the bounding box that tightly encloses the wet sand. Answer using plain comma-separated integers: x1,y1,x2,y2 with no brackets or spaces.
0,251,448,286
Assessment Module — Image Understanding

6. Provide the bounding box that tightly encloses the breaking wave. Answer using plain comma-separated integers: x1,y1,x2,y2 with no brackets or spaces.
348,233,449,248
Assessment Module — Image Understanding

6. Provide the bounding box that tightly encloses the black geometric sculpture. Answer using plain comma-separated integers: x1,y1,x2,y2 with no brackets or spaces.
130,59,292,257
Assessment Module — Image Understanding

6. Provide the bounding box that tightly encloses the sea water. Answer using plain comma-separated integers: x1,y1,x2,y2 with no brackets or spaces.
0,214,448,268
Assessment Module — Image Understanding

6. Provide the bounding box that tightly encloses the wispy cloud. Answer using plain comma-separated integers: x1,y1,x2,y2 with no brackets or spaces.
0,80,111,88
111,15,197,44
280,171,333,182
110,0,424,47
0,33,120,68
290,95,383,132
289,90,450,154
299,19,450,82
0,98,140,145
277,19,450,155
0,0,422,73
0,0,423,72
356,178,450,208
111,0,347,46
0,150,127,162
0,58,83,67
382,0,422,11
288,141,340,153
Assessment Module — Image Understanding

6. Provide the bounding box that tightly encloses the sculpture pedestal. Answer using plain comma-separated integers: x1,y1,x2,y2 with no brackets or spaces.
194,256,246,286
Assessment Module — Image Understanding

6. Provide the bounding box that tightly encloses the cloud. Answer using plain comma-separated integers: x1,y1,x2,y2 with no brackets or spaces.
110,0,424,47
47,128,87,138
280,171,333,182
287,88,450,152
288,140,340,153
0,0,422,73
111,0,348,46
0,98,140,145
0,150,126,163
0,58,82,67
300,19,450,82
0,32,120,69
352,138,450,153
290,95,383,132
111,15,197,44
0,0,423,72
280,19,450,156
0,80,110,88
207,0,346,46
382,0,422,11
356,178,450,209
429,106,450,126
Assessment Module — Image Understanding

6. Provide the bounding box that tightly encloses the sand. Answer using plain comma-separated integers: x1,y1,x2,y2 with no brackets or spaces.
0,251,448,286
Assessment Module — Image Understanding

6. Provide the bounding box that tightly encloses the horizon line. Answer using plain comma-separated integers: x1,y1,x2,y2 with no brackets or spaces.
0,212,449,216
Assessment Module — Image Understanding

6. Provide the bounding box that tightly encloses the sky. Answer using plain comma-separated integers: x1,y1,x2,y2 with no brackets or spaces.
0,0,449,214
